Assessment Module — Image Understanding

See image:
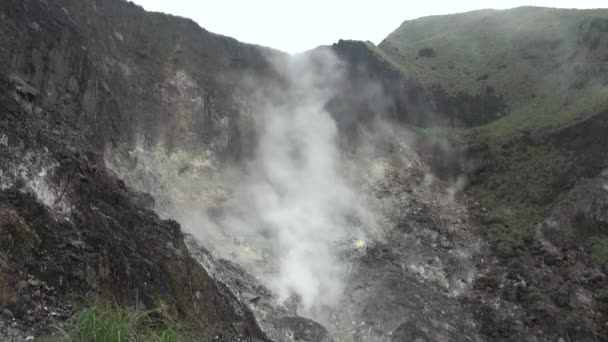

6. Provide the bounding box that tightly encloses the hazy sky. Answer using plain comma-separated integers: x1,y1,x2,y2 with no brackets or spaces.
132,0,606,53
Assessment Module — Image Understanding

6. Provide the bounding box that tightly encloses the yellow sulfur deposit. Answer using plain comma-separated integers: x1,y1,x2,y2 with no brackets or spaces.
354,239,366,250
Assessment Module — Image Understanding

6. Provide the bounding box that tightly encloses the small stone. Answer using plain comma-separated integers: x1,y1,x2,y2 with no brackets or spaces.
1,309,14,319
587,272,606,283
513,280,527,288
17,280,28,291
495,241,517,258
70,240,86,249
27,278,40,287
439,238,452,249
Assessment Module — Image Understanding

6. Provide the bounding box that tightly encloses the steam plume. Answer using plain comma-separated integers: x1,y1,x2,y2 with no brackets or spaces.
216,49,376,312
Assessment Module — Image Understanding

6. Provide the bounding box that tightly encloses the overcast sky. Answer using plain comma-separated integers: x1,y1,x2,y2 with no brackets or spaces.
131,0,607,53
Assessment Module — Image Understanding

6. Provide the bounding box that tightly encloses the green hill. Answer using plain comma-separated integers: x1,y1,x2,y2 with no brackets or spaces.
370,7,608,244
380,6,608,137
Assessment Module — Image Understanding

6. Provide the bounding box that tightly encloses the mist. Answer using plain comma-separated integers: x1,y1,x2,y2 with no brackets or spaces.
209,48,378,312
107,48,382,317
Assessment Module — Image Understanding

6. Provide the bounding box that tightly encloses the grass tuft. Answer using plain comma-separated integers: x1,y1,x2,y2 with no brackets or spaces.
60,303,202,342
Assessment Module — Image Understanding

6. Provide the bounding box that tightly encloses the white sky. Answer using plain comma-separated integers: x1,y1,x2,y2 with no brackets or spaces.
131,0,607,53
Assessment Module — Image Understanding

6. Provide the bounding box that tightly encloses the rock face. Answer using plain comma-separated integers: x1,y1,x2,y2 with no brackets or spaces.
0,56,267,341
0,0,274,340
0,0,282,158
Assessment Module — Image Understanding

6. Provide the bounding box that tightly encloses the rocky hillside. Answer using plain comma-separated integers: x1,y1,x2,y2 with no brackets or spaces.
0,0,278,340
376,6,608,250
1,1,607,341
375,6,608,341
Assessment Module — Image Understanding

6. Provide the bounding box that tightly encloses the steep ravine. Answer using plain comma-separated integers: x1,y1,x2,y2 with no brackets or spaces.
1,1,607,342
107,116,483,342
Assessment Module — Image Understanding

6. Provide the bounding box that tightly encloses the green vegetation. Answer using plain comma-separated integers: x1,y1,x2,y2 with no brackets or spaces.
465,139,572,241
378,7,608,138
372,7,608,242
60,304,203,342
476,143,572,203
474,82,608,142
591,238,608,265
483,204,547,243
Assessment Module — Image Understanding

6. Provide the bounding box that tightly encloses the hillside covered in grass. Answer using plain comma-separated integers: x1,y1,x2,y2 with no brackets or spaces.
366,7,608,255
380,7,608,135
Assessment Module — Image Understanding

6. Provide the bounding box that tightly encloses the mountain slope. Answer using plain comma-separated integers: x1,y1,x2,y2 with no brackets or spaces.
380,6,608,132
375,7,608,340
0,0,281,339
1,2,608,341
374,7,608,239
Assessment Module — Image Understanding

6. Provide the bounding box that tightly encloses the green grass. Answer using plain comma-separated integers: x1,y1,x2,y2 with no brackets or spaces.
466,141,573,242
474,83,608,141
377,6,608,138
415,120,574,243
485,204,547,243
59,304,204,342
469,175,549,242
380,7,607,97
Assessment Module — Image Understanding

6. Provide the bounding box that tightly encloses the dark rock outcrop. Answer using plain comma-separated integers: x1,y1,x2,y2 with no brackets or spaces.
0,0,279,339
0,0,283,159
327,40,508,129
0,68,266,340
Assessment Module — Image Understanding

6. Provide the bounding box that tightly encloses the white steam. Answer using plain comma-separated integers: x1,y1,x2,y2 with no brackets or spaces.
216,50,376,312
106,49,379,315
